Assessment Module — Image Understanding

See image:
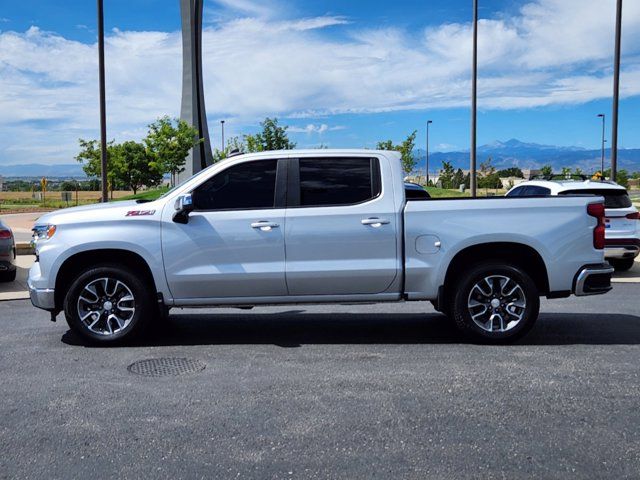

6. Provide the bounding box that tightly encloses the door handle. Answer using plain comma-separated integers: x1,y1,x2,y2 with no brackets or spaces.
361,217,390,227
251,221,280,231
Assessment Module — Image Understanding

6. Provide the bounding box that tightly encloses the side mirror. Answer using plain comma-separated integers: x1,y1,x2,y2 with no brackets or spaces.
173,194,194,224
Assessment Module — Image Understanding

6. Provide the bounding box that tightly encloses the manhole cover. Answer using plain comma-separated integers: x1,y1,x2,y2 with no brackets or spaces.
127,357,206,377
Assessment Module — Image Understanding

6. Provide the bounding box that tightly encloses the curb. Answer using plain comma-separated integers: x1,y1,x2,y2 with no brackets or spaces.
16,243,34,256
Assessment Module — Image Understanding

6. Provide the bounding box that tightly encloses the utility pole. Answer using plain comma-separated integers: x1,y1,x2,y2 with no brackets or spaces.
610,0,623,182
97,0,108,203
470,0,478,197
221,120,225,151
426,120,433,185
597,114,605,179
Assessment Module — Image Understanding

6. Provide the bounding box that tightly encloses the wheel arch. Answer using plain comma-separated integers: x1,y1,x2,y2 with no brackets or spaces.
54,249,157,311
443,242,550,299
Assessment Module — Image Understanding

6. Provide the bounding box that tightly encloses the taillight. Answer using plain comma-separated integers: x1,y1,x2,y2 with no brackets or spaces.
0,229,12,240
626,212,640,220
587,203,606,250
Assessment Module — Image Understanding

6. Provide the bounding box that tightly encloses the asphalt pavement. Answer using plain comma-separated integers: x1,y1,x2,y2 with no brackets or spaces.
1,286,640,479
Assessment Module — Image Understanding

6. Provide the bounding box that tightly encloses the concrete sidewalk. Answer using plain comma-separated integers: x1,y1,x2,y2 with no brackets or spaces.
0,212,44,243
0,255,33,301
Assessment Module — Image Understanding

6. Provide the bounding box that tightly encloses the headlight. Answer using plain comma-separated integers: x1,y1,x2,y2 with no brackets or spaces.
31,224,57,244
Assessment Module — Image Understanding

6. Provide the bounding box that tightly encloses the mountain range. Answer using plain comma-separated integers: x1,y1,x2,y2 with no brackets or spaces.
416,139,640,174
0,139,639,178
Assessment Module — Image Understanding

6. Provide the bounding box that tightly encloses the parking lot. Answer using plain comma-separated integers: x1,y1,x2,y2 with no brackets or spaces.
1,280,640,478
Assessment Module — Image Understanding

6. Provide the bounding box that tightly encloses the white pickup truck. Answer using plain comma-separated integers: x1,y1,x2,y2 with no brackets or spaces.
29,149,613,344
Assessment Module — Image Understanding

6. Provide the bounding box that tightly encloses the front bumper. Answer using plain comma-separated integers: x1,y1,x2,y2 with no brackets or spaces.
27,261,56,311
605,238,640,260
574,263,614,296
28,280,55,310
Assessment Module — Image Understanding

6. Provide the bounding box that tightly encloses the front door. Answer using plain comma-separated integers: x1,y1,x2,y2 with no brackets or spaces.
284,156,399,295
162,159,288,300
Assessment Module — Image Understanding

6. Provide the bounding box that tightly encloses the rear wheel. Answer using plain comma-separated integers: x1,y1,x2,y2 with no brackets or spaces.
451,262,539,344
64,264,154,345
609,257,635,272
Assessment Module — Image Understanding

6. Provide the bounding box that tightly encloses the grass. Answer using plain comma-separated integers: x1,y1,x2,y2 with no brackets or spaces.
423,186,506,198
0,189,164,212
117,187,169,202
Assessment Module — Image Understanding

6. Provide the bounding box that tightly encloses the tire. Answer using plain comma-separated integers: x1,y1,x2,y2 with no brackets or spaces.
609,257,635,272
451,262,540,344
63,264,155,345
0,269,17,283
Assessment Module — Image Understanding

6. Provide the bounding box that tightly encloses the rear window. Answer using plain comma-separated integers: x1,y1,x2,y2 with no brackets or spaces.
559,188,632,208
298,158,380,207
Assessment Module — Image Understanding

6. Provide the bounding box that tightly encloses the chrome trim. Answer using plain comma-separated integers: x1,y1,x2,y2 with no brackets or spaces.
28,282,56,310
574,265,614,296
605,246,640,259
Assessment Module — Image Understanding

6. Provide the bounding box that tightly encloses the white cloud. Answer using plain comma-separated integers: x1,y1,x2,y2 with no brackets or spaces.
288,123,345,134
0,0,639,164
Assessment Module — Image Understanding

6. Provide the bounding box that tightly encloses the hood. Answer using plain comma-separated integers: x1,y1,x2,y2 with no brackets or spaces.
35,200,155,226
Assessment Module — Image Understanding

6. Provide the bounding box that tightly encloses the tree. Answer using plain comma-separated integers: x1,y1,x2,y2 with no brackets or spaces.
540,165,553,177
59,181,78,192
244,118,296,152
114,141,163,194
376,130,418,175
616,169,629,188
76,139,121,193
560,167,572,178
439,161,455,188
574,167,584,177
497,167,524,178
453,168,465,189
144,116,202,186
478,157,502,189
212,136,245,163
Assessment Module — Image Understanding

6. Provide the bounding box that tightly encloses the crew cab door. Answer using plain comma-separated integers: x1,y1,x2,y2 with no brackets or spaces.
284,156,399,295
162,159,288,300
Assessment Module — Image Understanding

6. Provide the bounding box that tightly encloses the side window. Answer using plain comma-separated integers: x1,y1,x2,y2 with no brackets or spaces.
506,187,525,197
192,160,277,210
298,157,381,207
526,186,551,196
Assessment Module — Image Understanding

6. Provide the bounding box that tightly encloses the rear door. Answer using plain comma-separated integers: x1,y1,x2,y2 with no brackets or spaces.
284,156,398,295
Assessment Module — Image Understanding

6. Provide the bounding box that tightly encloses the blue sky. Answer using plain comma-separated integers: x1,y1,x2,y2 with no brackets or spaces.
0,0,639,165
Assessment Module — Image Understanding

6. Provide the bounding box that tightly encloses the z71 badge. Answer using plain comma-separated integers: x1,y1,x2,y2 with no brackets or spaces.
126,210,156,217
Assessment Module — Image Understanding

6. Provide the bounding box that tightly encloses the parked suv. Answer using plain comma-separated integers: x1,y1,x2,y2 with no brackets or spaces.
507,177,640,271
0,219,17,282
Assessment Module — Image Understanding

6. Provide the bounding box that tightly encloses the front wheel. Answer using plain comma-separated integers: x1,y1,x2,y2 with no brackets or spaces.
64,264,154,345
451,262,540,344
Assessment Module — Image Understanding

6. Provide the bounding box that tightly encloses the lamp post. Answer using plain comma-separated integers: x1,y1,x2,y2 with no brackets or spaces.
470,0,478,197
221,120,225,151
97,0,108,203
610,0,622,182
597,114,605,179
426,120,433,185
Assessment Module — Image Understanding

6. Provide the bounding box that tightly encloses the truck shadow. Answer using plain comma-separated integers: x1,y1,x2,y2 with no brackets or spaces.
61,311,640,347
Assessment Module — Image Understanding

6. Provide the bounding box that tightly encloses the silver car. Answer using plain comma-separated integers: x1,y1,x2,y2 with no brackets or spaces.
0,219,17,282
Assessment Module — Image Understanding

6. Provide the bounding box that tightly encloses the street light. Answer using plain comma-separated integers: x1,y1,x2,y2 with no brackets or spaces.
221,120,225,151
470,0,478,197
610,0,623,182
426,120,433,185
97,0,108,203
597,114,605,179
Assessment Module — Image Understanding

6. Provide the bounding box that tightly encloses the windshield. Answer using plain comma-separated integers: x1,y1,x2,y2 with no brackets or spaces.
558,188,632,209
